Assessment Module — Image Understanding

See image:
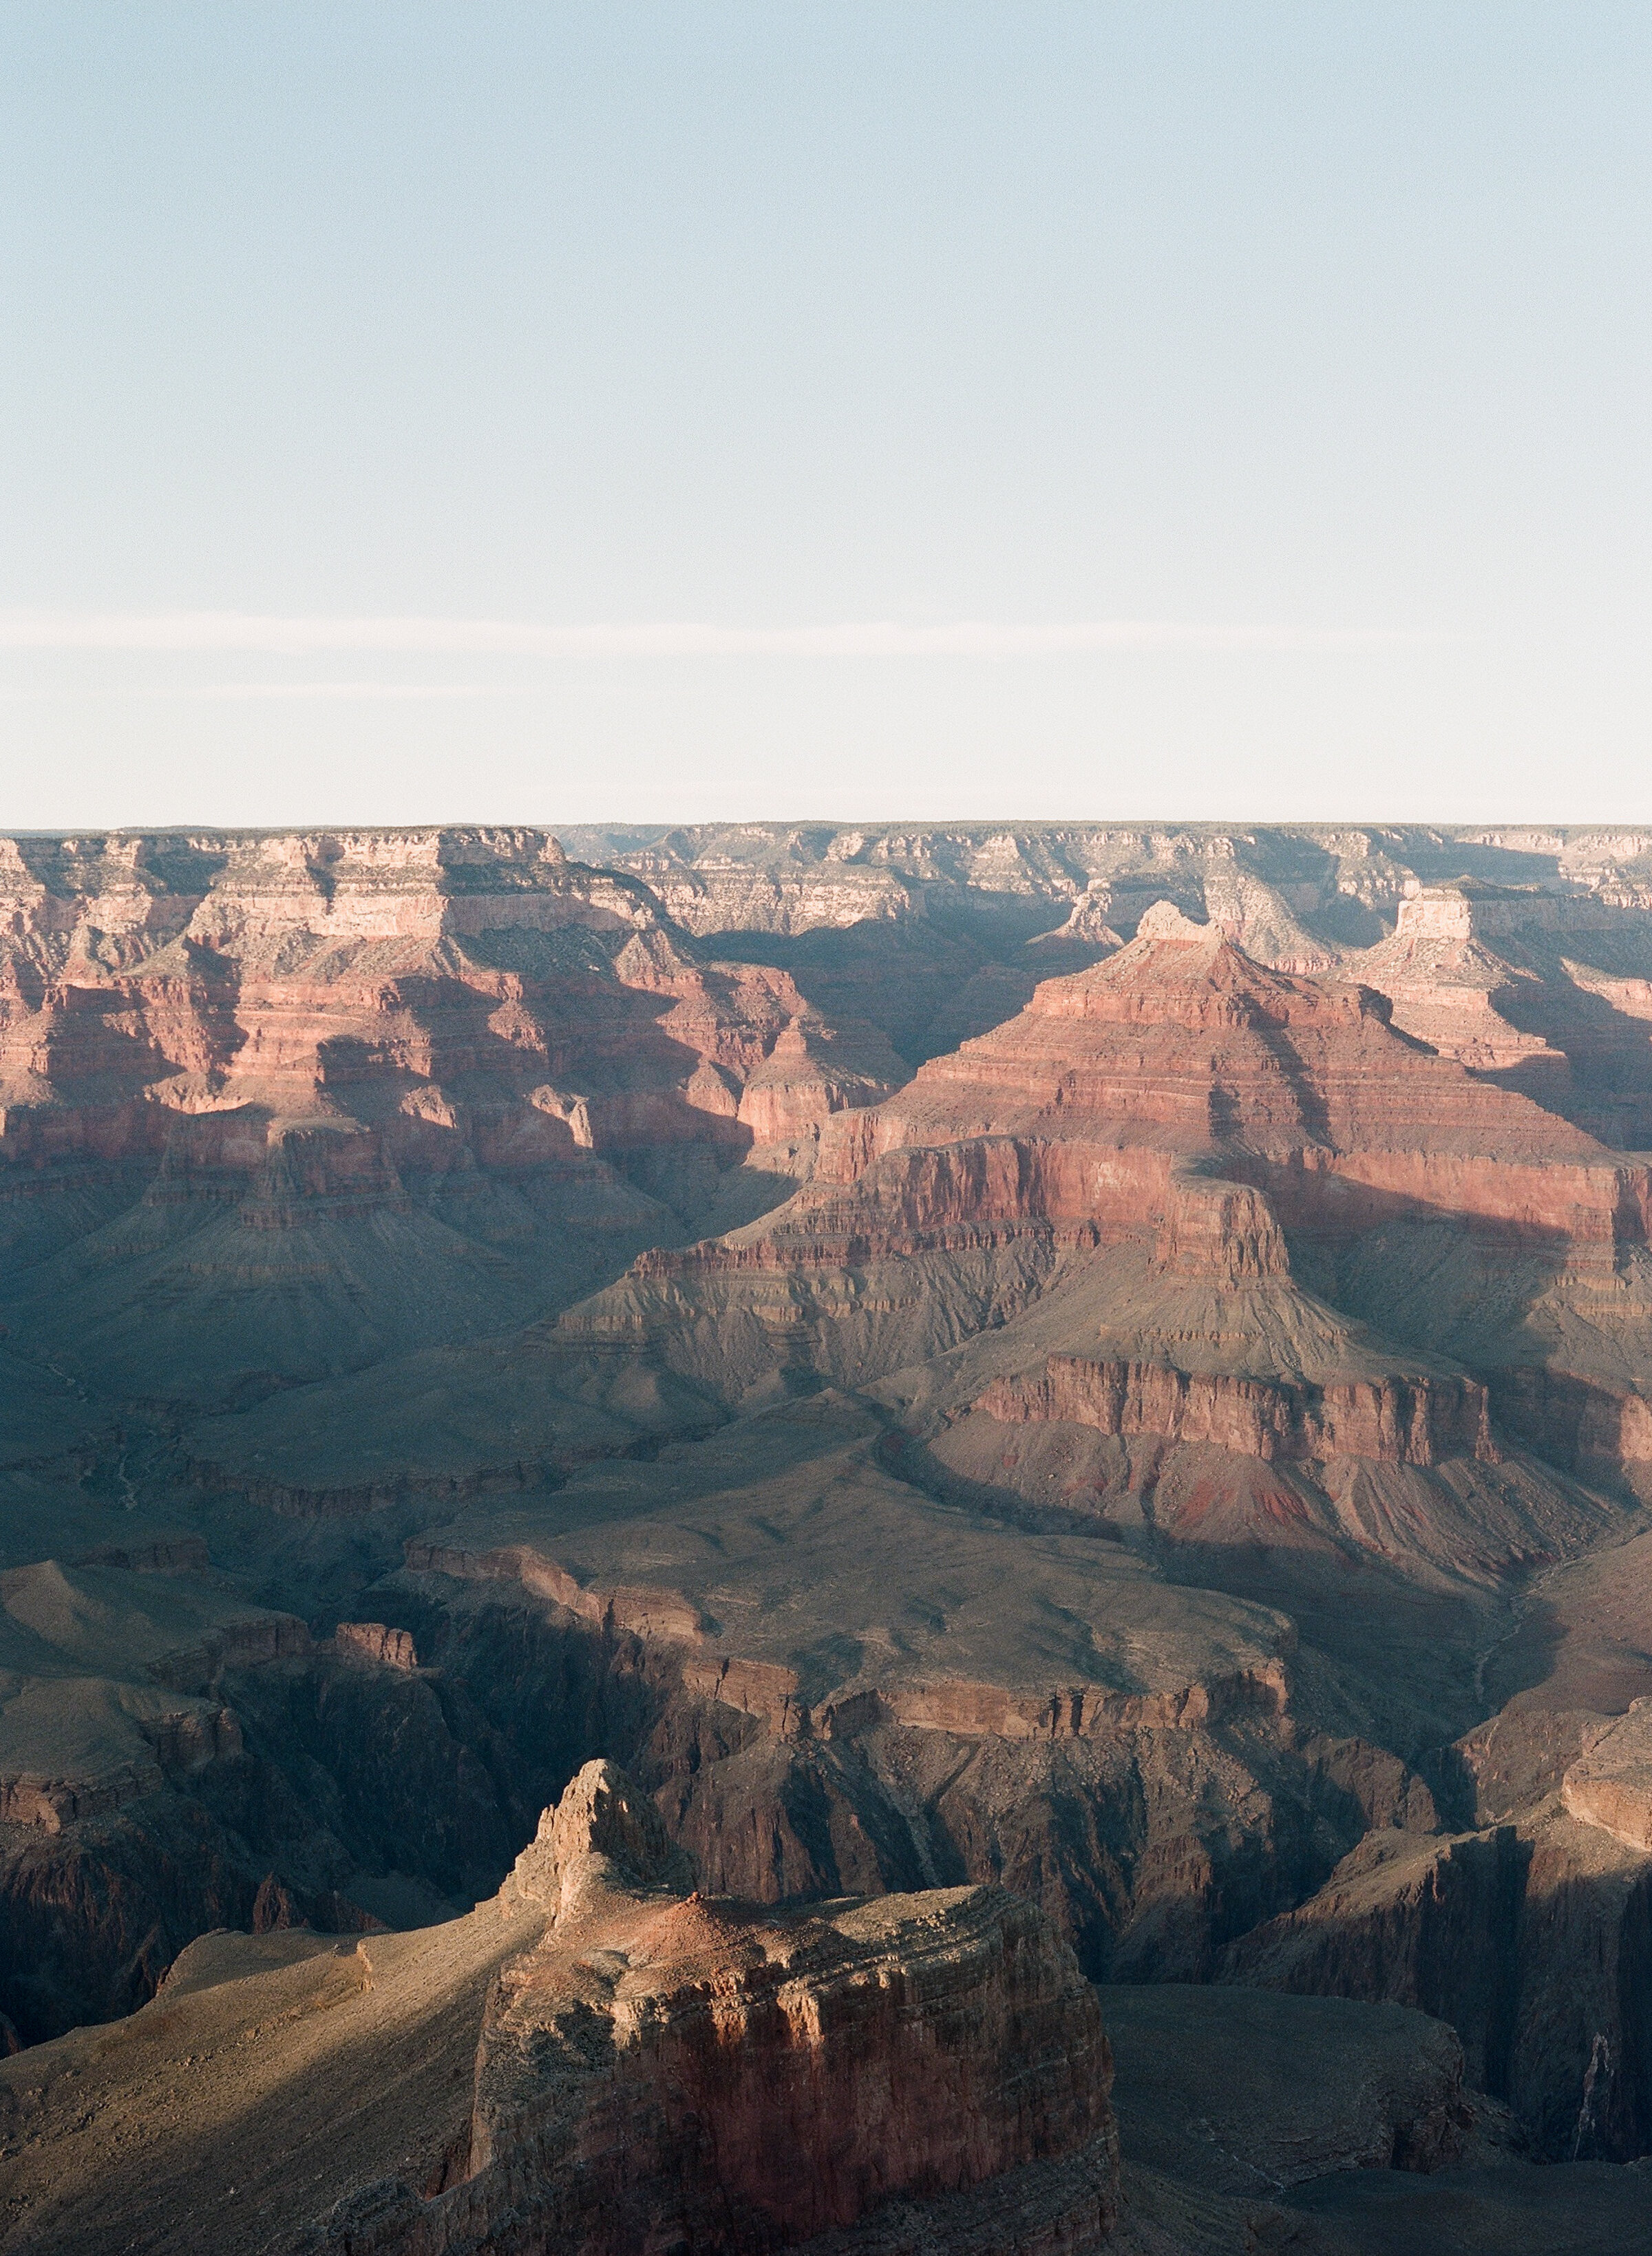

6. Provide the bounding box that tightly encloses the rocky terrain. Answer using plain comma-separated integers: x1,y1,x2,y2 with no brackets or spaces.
4,1763,1648,2255
0,1762,1123,2255
5,821,1652,2248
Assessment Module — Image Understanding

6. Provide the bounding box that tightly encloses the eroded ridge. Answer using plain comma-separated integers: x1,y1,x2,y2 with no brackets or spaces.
289,1761,1123,2256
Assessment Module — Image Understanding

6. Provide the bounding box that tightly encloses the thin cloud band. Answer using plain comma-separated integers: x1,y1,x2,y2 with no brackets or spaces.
0,611,1436,658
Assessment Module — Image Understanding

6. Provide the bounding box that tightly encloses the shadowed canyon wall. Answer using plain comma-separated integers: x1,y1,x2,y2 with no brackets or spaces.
6,821,1652,2215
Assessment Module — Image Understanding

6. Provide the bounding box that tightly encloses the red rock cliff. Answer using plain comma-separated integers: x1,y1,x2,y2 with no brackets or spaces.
814,904,1651,1245
290,1761,1119,2256
979,1353,1496,1468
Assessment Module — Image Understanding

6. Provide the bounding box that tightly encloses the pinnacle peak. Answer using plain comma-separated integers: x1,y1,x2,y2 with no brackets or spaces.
1134,899,1216,943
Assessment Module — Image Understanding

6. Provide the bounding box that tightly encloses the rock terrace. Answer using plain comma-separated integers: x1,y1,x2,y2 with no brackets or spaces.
3,823,1652,2249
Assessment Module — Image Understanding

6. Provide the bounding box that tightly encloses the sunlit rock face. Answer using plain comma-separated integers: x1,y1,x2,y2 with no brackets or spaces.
10,821,1652,2217
0,1762,1122,2256
0,827,904,1409
1563,1700,1652,1853
416,1762,1121,2256
0,826,901,1176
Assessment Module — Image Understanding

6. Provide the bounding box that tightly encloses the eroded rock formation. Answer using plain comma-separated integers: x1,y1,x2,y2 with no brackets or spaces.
0,1762,1124,2256
978,1354,1495,1469
1563,1699,1652,1853
6,821,1652,2221
0,827,903,1406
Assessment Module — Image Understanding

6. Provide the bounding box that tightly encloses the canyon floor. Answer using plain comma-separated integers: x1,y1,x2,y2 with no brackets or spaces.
4,821,1652,2249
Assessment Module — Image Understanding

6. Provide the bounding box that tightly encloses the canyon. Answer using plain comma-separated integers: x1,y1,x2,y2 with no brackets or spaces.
4,822,1652,2251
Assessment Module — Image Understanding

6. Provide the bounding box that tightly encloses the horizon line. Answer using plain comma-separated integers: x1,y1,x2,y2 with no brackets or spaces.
0,610,1440,659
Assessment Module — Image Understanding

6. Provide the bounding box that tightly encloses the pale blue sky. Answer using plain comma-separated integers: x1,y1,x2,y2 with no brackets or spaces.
1,3,1646,827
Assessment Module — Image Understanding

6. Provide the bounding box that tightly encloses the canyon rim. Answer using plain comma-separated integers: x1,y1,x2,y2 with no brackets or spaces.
2,823,1652,2252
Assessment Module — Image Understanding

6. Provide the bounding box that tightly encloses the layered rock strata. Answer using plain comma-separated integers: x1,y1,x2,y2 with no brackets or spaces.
10,821,1652,2209
1563,1700,1652,1852
288,1760,1119,2256
563,823,1652,967
602,909,1652,1369
531,906,1646,1574
803,904,1652,1246
0,828,904,1406
977,1355,1495,1468
374,1398,1391,1992
0,827,900,1159
1349,879,1652,1148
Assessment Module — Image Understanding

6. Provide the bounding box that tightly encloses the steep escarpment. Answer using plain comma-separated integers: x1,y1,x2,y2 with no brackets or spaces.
343,1391,1470,2001
0,1564,537,2043
1200,1504,1652,2165
10,1759,1635,2256
561,825,1652,1126
8,823,1652,2224
808,903,1649,1240
0,828,898,1159
307,898,1651,2169
0,1418,1358,2043
940,1302,1616,1587
43,886,1629,2132
977,1354,1496,1469
569,908,1650,1404
403,1764,1117,2256
0,828,903,1404
1218,1810,1652,2164
498,907,1642,1583
1350,879,1652,1149
1564,1699,1652,1851
562,822,1652,981
0,1764,1123,2256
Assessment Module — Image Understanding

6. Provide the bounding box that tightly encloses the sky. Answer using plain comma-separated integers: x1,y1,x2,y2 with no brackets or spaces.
1,1,1647,830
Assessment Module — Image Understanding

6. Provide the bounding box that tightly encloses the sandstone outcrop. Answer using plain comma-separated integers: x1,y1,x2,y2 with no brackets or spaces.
368,1393,1449,2005
383,1760,1121,2256
564,822,1652,971
803,903,1651,1243
0,829,900,1162
589,907,1652,1410
10,820,1652,2208
332,1620,419,1670
977,1354,1495,1470
1563,1698,1652,1851
0,1558,308,1836
0,828,903,1404
516,905,1640,1583
0,1560,529,2044
1348,878,1652,1148
0,1763,1123,2256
